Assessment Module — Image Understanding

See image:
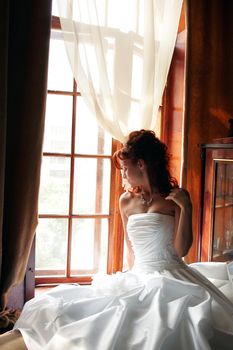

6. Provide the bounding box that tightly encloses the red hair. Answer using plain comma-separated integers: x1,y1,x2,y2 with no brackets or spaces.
112,130,178,196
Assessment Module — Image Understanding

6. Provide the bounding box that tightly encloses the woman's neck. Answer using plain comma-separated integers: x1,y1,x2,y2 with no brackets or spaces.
140,185,158,196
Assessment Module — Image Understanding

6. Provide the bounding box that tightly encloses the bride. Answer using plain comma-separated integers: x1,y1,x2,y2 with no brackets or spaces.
3,130,233,349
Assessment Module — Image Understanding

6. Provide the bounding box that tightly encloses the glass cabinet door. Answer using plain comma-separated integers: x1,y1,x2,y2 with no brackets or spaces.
212,161,233,261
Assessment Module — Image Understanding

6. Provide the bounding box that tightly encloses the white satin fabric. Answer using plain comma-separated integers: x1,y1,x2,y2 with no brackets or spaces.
15,213,233,350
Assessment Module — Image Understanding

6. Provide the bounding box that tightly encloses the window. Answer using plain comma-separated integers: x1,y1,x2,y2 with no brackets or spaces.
35,16,123,285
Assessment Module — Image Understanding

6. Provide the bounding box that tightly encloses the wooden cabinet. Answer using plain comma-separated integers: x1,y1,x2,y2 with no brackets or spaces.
200,138,233,262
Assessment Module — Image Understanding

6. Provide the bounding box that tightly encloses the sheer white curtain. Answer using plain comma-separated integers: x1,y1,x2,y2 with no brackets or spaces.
57,0,183,142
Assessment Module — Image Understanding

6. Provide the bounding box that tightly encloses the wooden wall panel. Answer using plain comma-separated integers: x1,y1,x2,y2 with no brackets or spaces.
161,29,186,185
184,0,233,262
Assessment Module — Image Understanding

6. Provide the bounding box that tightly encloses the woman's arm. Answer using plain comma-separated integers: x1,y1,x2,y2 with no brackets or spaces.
119,193,135,269
166,188,193,257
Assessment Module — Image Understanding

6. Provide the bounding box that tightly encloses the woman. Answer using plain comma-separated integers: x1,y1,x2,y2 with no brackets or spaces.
113,129,193,267
3,130,233,349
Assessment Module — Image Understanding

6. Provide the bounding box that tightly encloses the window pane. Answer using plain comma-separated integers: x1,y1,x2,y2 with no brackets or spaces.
71,218,108,274
73,158,110,214
36,218,68,276
52,1,59,16
213,163,233,261
43,95,72,153
75,97,112,155
39,156,70,214
47,30,73,91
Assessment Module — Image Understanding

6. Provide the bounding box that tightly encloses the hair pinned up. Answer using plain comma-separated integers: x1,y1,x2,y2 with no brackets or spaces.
113,129,178,196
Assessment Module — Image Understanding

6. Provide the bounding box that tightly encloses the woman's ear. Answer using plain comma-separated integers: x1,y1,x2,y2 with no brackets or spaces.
137,159,145,170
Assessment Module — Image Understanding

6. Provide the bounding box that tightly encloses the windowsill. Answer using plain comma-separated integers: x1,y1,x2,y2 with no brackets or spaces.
35,285,57,296
35,281,92,297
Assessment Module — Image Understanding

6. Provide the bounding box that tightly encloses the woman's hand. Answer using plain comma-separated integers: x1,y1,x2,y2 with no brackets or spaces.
165,188,192,212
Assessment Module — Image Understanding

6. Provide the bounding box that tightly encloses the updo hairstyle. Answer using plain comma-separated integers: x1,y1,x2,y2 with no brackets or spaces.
113,129,178,196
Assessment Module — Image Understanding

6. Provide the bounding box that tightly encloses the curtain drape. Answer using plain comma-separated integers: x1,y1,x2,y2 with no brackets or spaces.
57,0,183,142
0,1,52,329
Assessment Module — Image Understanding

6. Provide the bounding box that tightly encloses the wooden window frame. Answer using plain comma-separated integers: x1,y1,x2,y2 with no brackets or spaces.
36,16,124,286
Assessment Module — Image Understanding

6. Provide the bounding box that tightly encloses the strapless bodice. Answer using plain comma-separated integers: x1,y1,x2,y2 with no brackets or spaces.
127,213,185,273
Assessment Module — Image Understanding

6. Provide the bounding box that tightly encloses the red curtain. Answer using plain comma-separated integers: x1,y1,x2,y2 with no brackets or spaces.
0,1,52,330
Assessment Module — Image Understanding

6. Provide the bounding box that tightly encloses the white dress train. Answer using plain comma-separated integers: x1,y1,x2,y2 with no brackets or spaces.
15,213,233,350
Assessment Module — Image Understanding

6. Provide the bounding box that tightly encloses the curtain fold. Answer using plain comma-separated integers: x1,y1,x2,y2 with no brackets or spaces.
0,0,8,286
57,0,183,142
0,1,52,321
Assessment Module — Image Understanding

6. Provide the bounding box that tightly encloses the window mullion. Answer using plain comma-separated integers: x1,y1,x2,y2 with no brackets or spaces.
93,127,105,271
36,20,125,284
67,79,77,278
107,139,124,274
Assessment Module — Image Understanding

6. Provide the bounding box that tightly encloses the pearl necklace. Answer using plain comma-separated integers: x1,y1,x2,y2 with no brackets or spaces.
140,190,153,206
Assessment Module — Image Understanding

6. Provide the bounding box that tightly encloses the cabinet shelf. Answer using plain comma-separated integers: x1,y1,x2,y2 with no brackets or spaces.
215,196,233,208
215,203,233,209
212,250,233,262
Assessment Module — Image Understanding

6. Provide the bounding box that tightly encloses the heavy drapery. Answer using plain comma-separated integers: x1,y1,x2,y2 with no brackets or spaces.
0,1,52,330
57,0,183,142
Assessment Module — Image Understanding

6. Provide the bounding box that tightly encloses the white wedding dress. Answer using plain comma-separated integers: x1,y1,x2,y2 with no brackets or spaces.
15,213,233,350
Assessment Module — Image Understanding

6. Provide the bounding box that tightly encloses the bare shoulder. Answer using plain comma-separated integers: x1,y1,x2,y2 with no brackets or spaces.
166,187,192,212
119,191,133,206
119,191,135,215
161,195,176,214
147,193,175,216
179,188,191,198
